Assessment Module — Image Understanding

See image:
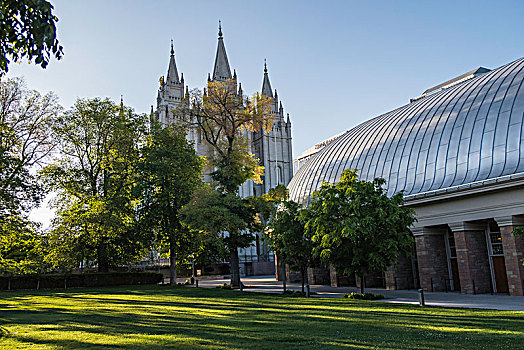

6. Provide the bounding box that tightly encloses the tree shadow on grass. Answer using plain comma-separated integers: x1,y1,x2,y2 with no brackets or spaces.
2,286,524,349
0,325,9,339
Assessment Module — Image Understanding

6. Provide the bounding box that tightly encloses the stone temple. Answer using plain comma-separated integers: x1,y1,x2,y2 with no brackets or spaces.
154,23,293,275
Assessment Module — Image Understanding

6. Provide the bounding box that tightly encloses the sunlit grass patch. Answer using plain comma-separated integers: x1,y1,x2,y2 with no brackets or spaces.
0,285,523,349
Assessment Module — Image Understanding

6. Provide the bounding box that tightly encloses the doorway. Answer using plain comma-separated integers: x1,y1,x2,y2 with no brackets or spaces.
445,230,461,291
486,223,509,294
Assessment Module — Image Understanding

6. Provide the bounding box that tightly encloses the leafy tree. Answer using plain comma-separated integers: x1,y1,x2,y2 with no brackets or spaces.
180,80,273,287
262,184,289,203
182,186,266,287
266,199,313,293
0,0,63,74
302,169,415,294
0,214,45,276
0,77,61,216
137,121,204,285
0,77,59,277
43,98,147,271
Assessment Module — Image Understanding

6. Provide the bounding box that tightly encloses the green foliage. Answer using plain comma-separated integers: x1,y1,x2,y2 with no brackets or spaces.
0,214,45,275
137,121,204,284
0,77,60,276
262,184,289,203
137,121,204,247
0,77,61,215
266,200,312,273
0,0,63,74
302,169,415,291
183,186,263,250
344,292,385,300
42,98,148,271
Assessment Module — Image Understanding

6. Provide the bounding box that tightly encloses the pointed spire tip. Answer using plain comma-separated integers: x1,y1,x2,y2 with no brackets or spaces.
264,59,268,73
218,20,223,38
170,39,174,55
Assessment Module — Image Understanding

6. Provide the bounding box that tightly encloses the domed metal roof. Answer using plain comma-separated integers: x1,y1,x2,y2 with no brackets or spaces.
289,57,524,204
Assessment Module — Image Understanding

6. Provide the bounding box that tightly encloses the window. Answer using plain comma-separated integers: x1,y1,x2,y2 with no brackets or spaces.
489,231,504,255
447,232,457,258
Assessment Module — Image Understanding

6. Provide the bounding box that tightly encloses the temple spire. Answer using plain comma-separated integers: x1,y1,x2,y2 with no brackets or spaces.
212,20,232,81
261,59,273,97
167,40,180,84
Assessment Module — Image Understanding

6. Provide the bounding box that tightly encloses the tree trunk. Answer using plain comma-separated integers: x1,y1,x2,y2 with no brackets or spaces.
230,248,241,288
301,268,306,294
97,241,109,272
282,260,287,294
360,274,365,294
170,237,177,286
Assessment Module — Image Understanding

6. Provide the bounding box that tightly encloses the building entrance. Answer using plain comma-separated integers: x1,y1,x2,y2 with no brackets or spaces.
445,231,460,291
486,223,509,294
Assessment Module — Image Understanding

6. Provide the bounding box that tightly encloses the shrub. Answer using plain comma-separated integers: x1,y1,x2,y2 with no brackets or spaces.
0,272,163,291
216,283,232,290
344,292,384,300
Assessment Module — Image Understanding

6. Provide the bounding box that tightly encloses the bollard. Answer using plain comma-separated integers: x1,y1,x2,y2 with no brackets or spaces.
472,280,475,295
195,279,199,288
394,277,398,290
418,289,425,306
239,281,243,292
306,284,310,298
430,278,434,292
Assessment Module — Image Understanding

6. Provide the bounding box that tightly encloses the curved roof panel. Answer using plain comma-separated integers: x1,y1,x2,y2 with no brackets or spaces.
289,57,524,204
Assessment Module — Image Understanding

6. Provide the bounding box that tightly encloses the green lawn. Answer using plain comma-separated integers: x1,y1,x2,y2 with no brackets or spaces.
0,285,523,349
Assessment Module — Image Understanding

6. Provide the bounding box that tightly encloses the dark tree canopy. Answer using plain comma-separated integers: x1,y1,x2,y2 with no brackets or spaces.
0,0,63,74
137,121,204,285
302,169,416,293
266,199,313,292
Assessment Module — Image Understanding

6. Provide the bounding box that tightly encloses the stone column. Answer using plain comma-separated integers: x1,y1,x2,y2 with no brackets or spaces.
449,222,491,294
413,227,449,292
329,265,354,287
385,254,415,290
495,216,524,296
307,267,330,285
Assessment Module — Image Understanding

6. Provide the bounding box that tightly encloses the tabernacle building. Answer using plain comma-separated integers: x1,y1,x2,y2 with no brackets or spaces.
289,57,524,295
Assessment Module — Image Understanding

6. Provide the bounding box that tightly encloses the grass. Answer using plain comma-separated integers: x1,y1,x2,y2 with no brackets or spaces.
0,285,523,349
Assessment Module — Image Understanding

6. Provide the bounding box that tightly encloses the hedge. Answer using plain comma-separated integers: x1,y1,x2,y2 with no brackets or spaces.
0,272,163,291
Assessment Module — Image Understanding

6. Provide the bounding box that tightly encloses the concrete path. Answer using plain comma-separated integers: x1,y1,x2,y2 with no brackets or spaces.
191,275,524,311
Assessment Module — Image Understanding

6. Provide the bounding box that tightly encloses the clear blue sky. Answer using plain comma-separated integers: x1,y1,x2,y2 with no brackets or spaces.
8,0,524,157
9,0,523,224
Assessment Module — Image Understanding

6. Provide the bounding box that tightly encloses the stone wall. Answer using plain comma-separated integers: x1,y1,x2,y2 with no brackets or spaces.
414,230,449,292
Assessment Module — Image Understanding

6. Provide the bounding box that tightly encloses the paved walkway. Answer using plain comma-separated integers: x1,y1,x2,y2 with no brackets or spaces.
191,275,524,311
